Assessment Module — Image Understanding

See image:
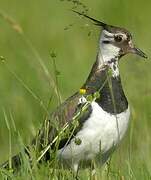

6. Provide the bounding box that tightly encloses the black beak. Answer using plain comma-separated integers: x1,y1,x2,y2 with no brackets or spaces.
130,47,148,59
72,10,107,28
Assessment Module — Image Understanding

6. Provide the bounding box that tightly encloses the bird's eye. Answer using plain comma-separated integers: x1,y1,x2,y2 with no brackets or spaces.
114,35,123,42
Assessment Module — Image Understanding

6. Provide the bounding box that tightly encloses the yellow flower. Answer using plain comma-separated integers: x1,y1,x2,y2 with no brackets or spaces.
79,88,86,95
9,168,14,173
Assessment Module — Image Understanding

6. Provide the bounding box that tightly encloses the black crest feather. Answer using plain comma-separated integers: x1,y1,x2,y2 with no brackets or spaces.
72,10,107,28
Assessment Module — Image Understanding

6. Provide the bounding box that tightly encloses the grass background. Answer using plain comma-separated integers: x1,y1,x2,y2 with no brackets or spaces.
0,0,150,179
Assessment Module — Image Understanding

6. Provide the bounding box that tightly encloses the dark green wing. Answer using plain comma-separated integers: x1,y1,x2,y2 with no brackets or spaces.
33,92,92,153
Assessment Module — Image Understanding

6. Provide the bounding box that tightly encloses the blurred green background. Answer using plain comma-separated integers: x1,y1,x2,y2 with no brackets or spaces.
0,0,150,178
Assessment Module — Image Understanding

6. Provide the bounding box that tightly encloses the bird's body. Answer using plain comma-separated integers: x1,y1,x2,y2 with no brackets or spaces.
1,11,147,173
58,102,130,170
53,49,131,170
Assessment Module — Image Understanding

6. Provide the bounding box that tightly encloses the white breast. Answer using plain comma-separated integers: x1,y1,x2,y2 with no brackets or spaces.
58,102,130,168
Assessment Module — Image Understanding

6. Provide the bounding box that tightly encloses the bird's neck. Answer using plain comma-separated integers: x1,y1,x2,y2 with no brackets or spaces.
83,50,120,92
97,49,120,78
82,52,128,114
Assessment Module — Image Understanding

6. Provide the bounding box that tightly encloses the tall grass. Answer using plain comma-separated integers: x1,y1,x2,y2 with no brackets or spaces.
0,0,151,179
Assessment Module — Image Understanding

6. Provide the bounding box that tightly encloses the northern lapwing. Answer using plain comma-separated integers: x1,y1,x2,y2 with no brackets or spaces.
2,11,147,174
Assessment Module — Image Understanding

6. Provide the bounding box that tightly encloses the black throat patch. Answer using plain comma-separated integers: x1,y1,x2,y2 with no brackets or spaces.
96,75,128,114
82,58,128,114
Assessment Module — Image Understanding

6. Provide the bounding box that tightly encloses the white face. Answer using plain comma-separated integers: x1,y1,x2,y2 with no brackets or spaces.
98,30,126,77
97,28,146,77
99,30,128,64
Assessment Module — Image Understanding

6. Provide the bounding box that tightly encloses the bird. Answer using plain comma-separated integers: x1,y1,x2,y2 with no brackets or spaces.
1,11,147,175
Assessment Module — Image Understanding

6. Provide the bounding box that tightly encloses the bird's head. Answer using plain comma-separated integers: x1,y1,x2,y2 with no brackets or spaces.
73,11,147,64
100,25,147,62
